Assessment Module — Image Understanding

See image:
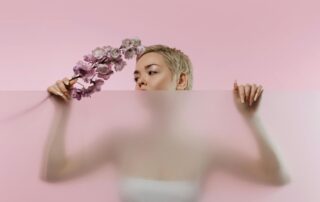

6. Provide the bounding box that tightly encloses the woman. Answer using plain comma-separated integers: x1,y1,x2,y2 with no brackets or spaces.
44,45,290,202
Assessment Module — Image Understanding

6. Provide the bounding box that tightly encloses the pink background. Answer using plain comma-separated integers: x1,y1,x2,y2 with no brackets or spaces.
1,0,320,201
0,0,319,90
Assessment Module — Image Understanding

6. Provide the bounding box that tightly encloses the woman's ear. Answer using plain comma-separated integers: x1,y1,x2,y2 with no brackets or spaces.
176,73,188,90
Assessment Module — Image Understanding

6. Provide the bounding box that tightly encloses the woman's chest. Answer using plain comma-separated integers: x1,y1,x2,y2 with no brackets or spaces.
114,136,210,180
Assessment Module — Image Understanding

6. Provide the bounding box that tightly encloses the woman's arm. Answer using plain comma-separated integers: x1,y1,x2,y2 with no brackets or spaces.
40,102,118,182
209,82,291,186
210,115,291,186
42,78,118,182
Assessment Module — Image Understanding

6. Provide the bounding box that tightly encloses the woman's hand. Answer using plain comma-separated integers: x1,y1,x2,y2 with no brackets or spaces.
233,80,263,118
47,77,77,103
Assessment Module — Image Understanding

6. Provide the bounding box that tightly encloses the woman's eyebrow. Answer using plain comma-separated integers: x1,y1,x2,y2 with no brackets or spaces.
133,63,159,75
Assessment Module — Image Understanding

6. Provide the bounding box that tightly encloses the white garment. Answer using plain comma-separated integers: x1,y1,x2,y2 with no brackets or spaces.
119,177,201,202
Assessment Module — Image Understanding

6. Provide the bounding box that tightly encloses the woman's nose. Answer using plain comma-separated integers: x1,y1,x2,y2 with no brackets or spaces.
138,77,147,87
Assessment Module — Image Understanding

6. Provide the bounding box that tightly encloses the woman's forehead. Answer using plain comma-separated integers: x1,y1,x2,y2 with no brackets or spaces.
136,52,166,68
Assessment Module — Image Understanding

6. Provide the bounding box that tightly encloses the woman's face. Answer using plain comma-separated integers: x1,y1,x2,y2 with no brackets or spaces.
134,52,177,91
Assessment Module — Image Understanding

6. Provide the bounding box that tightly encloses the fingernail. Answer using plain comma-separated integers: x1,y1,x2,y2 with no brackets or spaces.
57,92,67,100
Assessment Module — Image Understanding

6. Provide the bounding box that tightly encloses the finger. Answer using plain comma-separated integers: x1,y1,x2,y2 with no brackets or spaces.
56,80,69,97
249,84,257,106
62,77,70,86
254,85,263,101
238,85,245,103
244,84,251,103
234,80,238,92
47,86,57,95
63,77,76,92
253,85,263,101
69,78,78,86
48,85,68,101
54,85,69,101
258,87,263,99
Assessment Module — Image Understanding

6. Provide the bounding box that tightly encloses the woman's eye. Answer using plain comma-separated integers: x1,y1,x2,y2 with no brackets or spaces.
148,71,157,75
134,78,138,82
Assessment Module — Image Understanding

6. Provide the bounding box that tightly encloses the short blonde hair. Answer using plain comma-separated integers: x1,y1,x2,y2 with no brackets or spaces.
136,44,193,90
